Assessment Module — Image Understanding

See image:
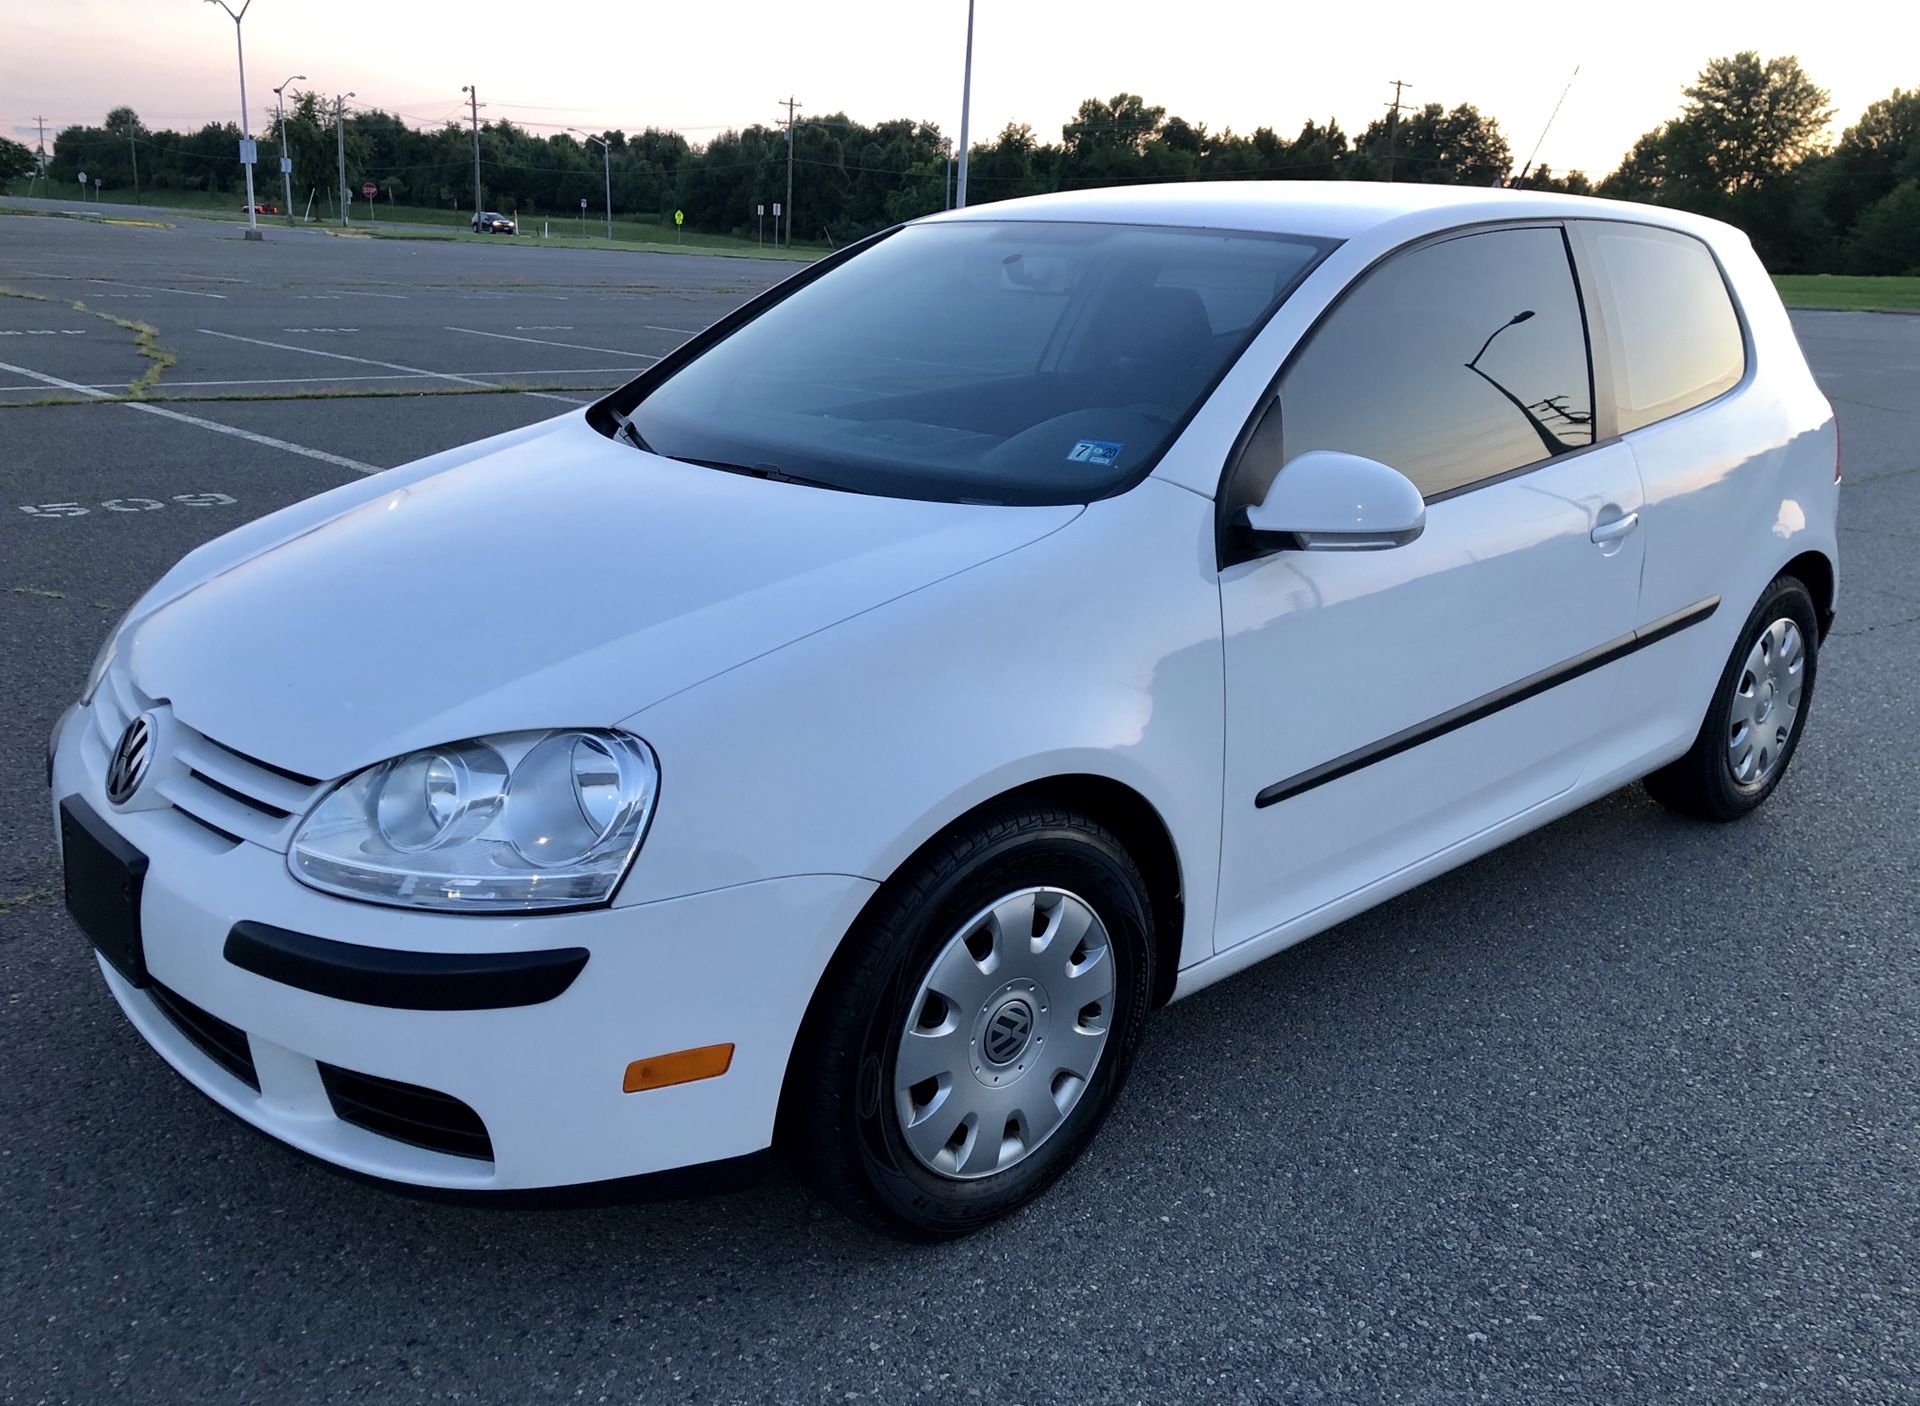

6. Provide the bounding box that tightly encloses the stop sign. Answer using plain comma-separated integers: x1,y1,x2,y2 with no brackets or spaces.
362,182,377,200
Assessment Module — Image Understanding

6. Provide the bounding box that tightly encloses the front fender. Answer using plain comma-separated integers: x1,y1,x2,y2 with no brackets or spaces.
615,478,1228,972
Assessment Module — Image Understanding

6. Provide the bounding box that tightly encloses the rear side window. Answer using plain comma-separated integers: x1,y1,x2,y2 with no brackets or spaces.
1252,226,1595,503
1583,223,1745,434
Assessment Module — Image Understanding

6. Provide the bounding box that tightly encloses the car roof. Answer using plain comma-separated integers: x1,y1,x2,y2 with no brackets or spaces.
916,180,1730,244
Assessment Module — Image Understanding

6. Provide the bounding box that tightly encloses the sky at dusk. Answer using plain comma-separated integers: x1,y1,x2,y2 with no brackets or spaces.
4,1,1911,178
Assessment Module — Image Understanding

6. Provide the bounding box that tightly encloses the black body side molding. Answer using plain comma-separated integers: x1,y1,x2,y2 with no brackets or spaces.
1255,597,1720,809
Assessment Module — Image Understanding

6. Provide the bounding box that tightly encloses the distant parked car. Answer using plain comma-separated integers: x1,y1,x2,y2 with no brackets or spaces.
52,182,1839,1238
472,211,516,234
239,203,279,215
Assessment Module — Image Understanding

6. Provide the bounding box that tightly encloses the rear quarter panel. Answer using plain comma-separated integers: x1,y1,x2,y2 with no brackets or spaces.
1614,230,1839,753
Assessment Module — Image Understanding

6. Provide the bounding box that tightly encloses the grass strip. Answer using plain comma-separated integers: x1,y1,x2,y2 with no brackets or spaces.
0,284,177,396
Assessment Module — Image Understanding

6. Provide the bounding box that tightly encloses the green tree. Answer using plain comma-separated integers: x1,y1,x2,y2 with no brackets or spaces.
1512,164,1594,195
1682,52,1833,191
1606,52,1832,202
1847,180,1920,274
1821,88,1920,237
1353,102,1511,184
0,135,36,179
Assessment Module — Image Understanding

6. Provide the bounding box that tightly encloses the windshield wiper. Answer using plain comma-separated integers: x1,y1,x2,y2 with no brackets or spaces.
606,405,650,453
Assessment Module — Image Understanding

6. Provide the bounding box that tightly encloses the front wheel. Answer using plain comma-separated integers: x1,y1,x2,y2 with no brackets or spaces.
781,804,1155,1238
1645,574,1820,821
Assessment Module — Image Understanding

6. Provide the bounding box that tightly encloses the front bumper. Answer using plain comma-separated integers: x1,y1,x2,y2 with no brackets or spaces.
51,704,875,1192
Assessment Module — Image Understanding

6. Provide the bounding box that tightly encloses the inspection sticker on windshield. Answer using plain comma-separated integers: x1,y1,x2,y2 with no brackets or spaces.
1066,439,1124,466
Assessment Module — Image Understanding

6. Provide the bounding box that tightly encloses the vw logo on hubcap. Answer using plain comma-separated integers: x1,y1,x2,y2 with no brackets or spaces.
106,713,157,805
981,997,1035,1067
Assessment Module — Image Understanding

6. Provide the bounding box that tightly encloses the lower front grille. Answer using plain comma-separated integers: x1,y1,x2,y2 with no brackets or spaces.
318,1064,494,1162
148,982,260,1091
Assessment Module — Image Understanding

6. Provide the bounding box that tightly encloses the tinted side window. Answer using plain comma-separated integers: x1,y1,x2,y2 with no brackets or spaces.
1254,227,1594,502
1584,223,1744,433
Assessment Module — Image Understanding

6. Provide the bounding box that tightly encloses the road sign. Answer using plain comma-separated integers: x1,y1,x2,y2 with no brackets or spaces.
362,182,377,200
773,202,782,217
757,204,764,216
238,137,257,165
580,198,587,209
280,156,293,175
674,209,684,226
77,170,87,185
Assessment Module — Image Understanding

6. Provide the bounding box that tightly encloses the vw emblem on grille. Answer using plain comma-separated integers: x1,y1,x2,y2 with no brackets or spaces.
982,998,1035,1067
106,713,157,805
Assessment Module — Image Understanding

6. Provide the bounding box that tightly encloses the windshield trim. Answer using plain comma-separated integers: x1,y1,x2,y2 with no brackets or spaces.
590,219,1342,506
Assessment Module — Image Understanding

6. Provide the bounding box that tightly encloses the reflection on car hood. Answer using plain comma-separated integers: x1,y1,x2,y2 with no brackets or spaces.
124,413,1079,780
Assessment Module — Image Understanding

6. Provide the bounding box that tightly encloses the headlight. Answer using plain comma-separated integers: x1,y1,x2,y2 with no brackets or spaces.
81,607,136,705
289,729,658,912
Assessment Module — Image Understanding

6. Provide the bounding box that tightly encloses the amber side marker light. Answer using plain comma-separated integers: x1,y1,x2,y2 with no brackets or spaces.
622,1043,734,1093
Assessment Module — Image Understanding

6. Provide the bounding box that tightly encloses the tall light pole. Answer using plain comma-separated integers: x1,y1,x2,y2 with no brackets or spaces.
333,91,354,227
955,0,975,208
461,85,484,222
273,74,305,227
570,129,612,240
205,0,263,239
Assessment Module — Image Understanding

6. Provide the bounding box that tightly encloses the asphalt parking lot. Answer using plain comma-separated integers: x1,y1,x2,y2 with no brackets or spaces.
2,212,1917,1405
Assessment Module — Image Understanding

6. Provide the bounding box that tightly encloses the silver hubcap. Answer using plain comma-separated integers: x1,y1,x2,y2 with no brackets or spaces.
893,887,1115,1180
1728,617,1805,787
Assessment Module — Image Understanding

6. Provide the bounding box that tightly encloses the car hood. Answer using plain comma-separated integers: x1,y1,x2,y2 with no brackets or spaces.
125,413,1079,780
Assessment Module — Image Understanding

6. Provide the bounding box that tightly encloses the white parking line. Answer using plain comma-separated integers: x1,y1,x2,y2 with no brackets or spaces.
0,358,379,474
91,278,227,300
199,329,586,405
642,325,699,336
444,327,661,359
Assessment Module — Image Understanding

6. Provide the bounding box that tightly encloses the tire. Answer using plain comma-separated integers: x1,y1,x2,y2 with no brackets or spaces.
1644,574,1820,821
780,803,1156,1238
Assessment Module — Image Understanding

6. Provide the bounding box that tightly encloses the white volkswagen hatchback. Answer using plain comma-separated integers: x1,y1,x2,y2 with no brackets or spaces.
52,183,1838,1236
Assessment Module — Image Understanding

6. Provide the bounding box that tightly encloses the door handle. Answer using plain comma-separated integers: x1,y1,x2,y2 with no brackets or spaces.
1590,511,1640,545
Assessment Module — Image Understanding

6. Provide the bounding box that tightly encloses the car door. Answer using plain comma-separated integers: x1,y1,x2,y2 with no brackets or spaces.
1213,224,1648,953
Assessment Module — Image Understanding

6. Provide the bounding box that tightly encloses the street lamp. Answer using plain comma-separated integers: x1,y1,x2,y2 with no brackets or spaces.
205,0,263,240
569,129,613,241
273,74,305,227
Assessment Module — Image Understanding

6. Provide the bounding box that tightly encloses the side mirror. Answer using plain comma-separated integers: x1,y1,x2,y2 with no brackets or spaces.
1238,450,1426,553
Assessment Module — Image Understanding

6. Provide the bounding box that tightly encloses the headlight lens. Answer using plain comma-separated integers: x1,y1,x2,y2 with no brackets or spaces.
289,729,658,911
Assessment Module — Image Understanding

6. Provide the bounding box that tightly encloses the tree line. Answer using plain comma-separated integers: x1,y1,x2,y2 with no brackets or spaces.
8,52,1915,273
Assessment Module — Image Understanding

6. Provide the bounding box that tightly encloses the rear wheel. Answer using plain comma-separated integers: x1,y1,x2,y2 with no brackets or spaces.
781,803,1155,1238
1645,574,1820,821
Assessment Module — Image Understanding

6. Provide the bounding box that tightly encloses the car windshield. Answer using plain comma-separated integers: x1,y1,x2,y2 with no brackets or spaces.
617,220,1331,504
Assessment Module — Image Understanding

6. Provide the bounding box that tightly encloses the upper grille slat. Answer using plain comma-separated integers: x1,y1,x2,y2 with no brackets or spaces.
173,731,316,816
90,663,325,852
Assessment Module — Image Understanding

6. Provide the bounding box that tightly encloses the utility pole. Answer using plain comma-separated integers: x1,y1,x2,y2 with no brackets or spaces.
955,0,975,207
33,116,49,176
334,92,353,227
462,84,485,221
128,130,139,200
274,76,305,225
1384,78,1411,183
778,96,800,248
